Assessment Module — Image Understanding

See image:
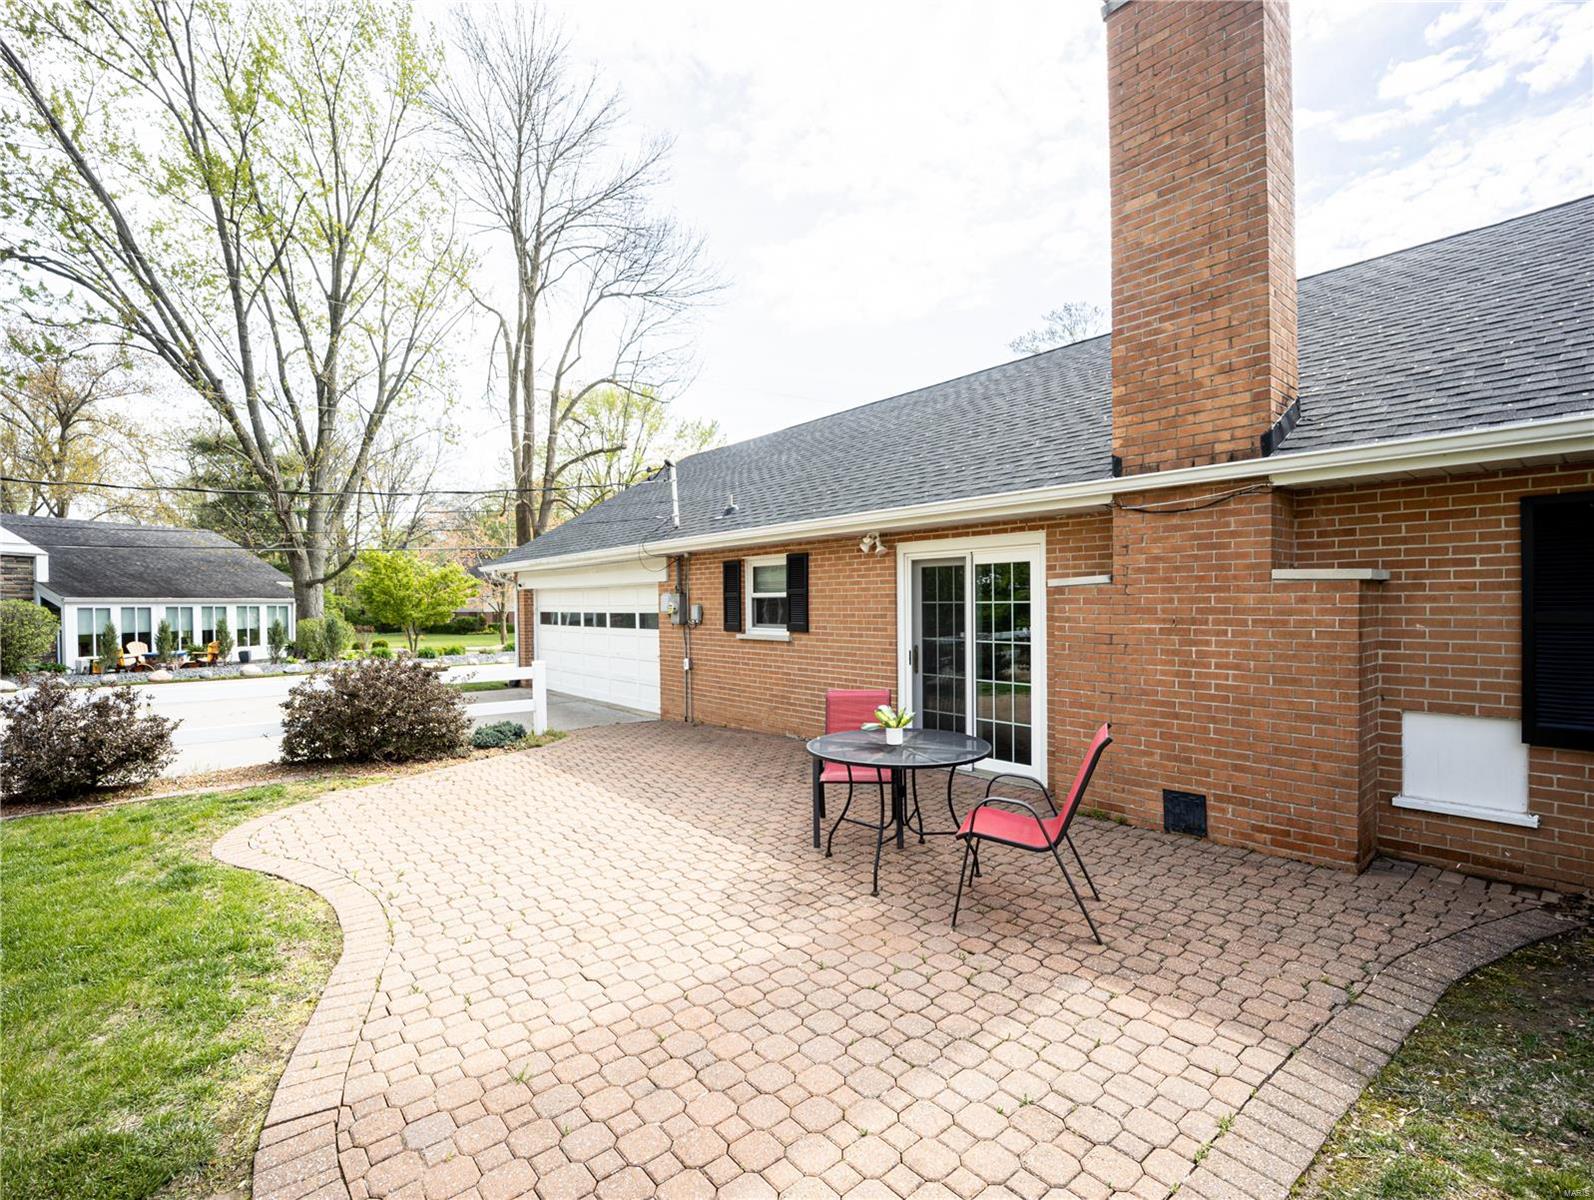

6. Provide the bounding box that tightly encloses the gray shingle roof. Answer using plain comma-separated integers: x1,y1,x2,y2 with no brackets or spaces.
0,513,295,601
492,197,1594,568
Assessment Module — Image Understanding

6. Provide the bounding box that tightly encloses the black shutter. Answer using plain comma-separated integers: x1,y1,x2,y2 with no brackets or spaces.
785,552,810,633
723,559,743,632
1522,492,1594,751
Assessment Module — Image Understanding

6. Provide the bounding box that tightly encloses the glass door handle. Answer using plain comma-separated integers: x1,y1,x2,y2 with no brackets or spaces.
910,645,919,673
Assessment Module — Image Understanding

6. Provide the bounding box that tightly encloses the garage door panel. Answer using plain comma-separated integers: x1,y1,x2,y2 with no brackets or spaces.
536,586,660,714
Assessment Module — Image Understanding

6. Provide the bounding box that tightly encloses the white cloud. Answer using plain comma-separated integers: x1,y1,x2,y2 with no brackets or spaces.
1312,1,1589,144
1301,102,1594,274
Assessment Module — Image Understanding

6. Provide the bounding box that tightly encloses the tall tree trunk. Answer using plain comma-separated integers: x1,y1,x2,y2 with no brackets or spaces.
288,549,326,618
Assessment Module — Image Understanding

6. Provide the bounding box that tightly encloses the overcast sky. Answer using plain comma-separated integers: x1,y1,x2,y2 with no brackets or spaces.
434,0,1594,481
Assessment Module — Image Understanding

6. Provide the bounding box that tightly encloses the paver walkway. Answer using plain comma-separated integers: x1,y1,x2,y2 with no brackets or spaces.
221,722,1577,1200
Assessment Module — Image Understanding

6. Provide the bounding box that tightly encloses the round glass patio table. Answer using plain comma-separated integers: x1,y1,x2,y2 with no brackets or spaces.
806,729,991,892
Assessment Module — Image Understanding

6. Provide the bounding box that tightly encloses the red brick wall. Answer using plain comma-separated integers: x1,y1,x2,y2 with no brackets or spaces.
1107,0,1297,474
1294,464,1594,889
1047,483,1376,869
630,462,1594,892
657,512,1114,740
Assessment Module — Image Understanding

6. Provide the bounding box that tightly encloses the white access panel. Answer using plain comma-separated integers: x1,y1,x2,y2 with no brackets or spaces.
1394,711,1536,827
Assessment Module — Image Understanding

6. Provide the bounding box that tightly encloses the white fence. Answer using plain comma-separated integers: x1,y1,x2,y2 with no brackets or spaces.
4,660,548,773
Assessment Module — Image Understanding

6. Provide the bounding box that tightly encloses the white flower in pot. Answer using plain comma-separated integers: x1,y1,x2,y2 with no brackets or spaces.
863,705,915,745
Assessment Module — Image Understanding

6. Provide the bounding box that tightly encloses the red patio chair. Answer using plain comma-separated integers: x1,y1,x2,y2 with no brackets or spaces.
818,687,896,894
951,722,1112,943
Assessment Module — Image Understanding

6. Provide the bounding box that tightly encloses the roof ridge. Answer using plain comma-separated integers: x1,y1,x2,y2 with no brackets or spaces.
674,195,1593,469
0,512,231,538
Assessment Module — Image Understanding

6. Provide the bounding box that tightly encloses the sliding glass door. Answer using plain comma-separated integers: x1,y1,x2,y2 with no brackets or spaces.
904,538,1045,777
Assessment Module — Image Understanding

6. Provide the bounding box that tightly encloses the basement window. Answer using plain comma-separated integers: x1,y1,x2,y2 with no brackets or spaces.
1392,712,1537,828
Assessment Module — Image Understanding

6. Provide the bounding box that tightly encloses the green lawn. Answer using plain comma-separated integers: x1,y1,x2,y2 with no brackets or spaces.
1294,928,1594,1200
410,630,511,653
0,783,346,1200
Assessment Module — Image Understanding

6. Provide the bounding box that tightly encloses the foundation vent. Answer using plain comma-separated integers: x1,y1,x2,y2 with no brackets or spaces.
1163,789,1208,837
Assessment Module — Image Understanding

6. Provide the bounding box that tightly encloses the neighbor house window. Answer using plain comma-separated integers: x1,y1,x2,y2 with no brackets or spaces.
76,607,111,658
266,604,292,641
747,558,788,631
164,606,195,645
236,605,261,647
200,605,225,644
119,606,153,651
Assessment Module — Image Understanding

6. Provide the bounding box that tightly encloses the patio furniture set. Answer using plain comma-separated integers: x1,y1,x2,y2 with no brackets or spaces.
93,640,225,673
807,688,1113,943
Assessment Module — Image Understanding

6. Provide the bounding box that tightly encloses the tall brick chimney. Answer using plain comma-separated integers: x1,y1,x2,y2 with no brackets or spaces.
1106,0,1298,476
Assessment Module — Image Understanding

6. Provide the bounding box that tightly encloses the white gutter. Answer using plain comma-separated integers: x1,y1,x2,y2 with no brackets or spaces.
490,412,1594,578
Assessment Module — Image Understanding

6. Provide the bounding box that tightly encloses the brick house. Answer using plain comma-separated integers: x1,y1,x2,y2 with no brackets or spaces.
485,0,1594,891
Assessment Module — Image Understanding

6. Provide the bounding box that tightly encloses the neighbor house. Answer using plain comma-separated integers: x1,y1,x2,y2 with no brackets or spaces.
486,0,1594,891
0,513,297,669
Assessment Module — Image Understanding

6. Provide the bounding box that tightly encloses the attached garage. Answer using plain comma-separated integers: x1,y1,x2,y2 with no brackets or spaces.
535,583,661,713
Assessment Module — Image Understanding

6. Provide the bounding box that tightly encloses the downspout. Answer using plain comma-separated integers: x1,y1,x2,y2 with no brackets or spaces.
664,459,692,725
677,552,693,724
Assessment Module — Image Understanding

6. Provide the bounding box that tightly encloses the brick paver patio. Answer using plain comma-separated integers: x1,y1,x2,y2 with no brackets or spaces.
219,722,1578,1200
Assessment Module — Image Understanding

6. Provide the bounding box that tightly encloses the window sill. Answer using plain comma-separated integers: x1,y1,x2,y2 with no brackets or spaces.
1392,793,1541,829
736,630,791,643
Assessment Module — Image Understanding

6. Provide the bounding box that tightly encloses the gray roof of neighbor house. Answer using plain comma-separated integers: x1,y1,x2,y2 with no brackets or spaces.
490,197,1594,569
0,513,295,601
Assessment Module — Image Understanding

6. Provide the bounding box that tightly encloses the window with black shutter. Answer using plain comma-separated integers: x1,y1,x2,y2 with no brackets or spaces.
722,559,743,632
785,552,810,633
1522,492,1594,750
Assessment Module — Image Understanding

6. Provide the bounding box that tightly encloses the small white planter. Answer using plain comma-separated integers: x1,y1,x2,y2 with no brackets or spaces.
885,727,905,746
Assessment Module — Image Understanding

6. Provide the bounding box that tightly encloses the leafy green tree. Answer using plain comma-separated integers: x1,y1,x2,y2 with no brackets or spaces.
97,619,120,674
213,614,233,662
178,433,301,570
354,552,477,652
0,599,58,675
1,0,466,615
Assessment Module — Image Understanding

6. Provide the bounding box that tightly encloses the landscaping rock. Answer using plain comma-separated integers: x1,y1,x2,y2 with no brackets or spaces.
147,669,174,682
239,664,264,677
0,678,18,693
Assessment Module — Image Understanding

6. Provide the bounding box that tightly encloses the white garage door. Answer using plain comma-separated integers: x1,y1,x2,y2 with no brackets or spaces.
536,585,660,713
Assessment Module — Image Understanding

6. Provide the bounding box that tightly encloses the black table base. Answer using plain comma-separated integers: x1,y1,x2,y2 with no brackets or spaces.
807,729,992,896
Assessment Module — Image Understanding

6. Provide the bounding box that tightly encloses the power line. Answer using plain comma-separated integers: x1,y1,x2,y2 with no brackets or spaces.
20,542,522,553
0,474,657,500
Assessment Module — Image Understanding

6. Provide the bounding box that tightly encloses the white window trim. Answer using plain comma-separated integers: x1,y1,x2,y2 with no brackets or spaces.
893,530,1049,781
746,555,789,633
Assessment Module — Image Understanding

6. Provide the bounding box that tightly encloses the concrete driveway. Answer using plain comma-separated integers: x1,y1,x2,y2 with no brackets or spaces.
218,722,1576,1200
